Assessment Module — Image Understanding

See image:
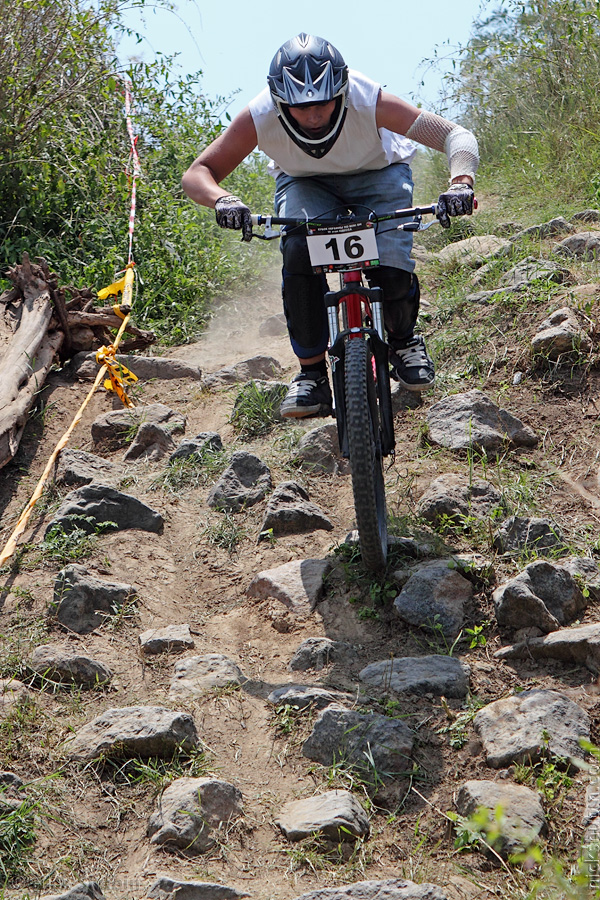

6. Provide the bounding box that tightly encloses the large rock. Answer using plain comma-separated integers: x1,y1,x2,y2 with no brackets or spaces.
147,777,243,853
51,564,137,634
90,403,186,450
493,559,586,633
493,515,564,556
494,623,600,673
247,558,331,616
0,680,28,719
169,654,246,700
260,481,333,538
294,423,349,475
122,422,176,462
63,706,199,762
289,637,358,671
416,474,501,526
146,877,248,900
531,307,592,359
46,484,164,535
436,235,511,267
276,790,370,842
510,217,575,241
426,390,537,452
292,879,448,900
54,450,121,488
555,231,600,260
456,780,546,857
268,684,352,711
170,432,223,463
28,644,112,687
139,624,195,654
393,560,472,640
474,689,589,768
207,451,271,512
501,256,574,288
71,353,202,382
40,883,106,900
359,655,470,699
302,706,414,775
202,355,283,388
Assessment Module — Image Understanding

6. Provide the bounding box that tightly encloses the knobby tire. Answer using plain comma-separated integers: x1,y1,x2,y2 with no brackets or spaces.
344,337,388,571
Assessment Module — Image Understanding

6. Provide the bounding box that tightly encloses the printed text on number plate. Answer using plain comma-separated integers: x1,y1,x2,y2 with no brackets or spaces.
306,226,379,271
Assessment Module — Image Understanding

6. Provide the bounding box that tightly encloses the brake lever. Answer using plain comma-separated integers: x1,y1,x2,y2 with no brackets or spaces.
397,215,438,232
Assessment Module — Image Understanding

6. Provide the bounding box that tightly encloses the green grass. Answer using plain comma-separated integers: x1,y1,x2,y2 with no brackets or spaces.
229,380,288,440
152,446,228,495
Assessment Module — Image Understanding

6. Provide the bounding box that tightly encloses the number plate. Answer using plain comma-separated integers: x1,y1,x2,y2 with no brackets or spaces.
306,223,379,272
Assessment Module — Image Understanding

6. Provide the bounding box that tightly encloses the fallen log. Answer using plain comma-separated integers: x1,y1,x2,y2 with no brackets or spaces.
0,254,64,469
0,254,156,470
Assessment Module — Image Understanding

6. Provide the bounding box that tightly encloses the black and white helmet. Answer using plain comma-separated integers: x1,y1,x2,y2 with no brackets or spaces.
267,33,349,159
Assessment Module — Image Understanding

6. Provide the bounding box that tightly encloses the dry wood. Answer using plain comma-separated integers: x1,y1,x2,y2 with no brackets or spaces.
0,254,64,469
0,253,156,470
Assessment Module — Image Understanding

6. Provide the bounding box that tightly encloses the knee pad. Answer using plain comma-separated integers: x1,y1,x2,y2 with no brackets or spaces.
367,266,420,343
282,270,329,359
282,233,312,275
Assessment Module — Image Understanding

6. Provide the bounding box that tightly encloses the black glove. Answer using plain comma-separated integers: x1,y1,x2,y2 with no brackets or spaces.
437,183,475,228
215,194,252,242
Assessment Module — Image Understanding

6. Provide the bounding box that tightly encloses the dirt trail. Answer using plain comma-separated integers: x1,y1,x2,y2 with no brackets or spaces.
1,238,600,900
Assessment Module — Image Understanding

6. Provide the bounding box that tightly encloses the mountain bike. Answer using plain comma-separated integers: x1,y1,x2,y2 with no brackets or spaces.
251,203,439,571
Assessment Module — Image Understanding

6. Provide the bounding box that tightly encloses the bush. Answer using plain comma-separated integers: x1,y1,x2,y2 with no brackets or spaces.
0,0,274,344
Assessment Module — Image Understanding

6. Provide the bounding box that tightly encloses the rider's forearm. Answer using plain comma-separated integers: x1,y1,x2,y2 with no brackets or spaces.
405,110,479,183
182,162,230,208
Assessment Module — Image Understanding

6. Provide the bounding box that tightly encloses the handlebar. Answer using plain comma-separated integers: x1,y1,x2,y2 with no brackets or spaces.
250,203,438,230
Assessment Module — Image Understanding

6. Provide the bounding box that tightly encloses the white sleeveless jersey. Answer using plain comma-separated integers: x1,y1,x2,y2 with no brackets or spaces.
248,70,416,178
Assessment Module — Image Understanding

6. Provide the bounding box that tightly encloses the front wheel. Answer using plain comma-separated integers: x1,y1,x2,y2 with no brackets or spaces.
344,337,388,571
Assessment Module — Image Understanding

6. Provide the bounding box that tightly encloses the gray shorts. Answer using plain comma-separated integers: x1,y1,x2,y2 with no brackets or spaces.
274,163,415,273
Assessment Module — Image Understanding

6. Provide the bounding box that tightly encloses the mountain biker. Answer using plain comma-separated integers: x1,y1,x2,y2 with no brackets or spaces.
182,33,478,418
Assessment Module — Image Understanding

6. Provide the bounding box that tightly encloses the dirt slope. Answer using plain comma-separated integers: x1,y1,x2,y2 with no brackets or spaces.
1,235,600,900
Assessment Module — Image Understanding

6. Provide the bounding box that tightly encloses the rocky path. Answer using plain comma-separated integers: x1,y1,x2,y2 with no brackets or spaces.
2,215,600,900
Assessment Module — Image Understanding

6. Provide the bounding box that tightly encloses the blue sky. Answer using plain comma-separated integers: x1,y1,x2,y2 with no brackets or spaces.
119,1,486,120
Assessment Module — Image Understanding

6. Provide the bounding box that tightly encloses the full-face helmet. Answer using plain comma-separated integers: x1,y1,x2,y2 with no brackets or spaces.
267,33,349,159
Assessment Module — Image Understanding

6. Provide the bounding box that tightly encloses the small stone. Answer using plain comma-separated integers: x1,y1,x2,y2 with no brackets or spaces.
207,451,271,512
247,558,331,617
54,450,120,488
426,390,537,452
123,422,176,461
40,883,106,900
46,484,164,536
202,356,283,388
474,689,589,768
493,516,564,556
393,560,472,640
456,779,546,857
51,565,137,634
147,777,243,853
63,706,199,762
493,559,586,634
289,638,357,671
359,655,470,698
268,684,352,710
260,481,333,538
295,423,349,475
302,705,414,775
169,432,223,463
291,878,447,900
28,645,112,687
169,654,245,700
139,624,195,654
276,790,370,842
146,877,248,900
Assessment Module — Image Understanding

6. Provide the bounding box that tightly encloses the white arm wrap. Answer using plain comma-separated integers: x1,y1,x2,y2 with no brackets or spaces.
405,110,479,182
